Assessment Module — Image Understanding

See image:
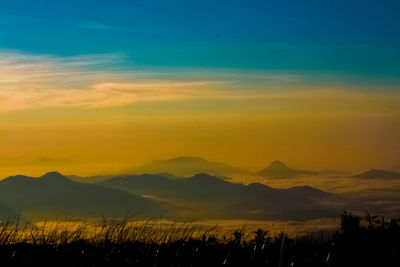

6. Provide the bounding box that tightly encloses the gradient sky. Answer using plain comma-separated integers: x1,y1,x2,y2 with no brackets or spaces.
1,0,400,177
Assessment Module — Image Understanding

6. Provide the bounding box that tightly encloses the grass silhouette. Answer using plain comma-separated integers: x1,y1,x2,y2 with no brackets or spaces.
0,212,399,266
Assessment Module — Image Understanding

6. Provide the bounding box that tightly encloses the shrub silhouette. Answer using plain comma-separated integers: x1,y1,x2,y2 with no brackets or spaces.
340,210,361,233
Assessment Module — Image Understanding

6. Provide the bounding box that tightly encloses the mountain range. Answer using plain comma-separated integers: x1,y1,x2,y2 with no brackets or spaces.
121,157,247,177
68,157,349,182
2,156,400,222
0,172,164,219
0,171,342,221
98,173,340,220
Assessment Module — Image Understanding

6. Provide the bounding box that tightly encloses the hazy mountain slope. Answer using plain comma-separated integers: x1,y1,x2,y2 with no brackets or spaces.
352,169,400,179
121,157,247,177
66,174,115,184
66,173,186,184
0,202,17,219
0,172,164,218
99,173,339,220
257,160,318,178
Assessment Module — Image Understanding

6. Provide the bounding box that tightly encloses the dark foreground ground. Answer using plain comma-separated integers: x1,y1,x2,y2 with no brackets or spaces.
1,212,399,267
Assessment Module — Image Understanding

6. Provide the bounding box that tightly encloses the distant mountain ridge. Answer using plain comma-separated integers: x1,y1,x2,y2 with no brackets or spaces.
122,156,247,177
0,172,164,219
257,160,317,178
68,157,349,182
0,170,349,221
99,173,340,220
352,169,400,179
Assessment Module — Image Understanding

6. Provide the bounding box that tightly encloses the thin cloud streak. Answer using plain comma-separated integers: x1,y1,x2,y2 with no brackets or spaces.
1,51,398,113
0,15,38,25
0,51,228,112
78,21,112,30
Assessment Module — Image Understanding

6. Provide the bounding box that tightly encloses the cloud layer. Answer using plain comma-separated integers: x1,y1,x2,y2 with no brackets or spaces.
1,50,399,114
0,51,228,112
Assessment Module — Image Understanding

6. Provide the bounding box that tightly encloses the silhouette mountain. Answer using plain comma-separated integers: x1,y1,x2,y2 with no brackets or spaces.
257,160,317,178
352,169,400,179
0,172,164,219
99,173,339,220
122,156,247,177
41,171,69,182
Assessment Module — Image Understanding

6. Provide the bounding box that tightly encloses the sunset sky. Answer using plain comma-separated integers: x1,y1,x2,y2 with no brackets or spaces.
1,0,400,177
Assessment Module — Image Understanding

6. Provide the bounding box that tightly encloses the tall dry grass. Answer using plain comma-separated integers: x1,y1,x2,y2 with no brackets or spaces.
0,215,226,246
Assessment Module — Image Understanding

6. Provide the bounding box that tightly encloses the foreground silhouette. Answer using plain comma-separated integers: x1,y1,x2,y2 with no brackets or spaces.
0,211,399,266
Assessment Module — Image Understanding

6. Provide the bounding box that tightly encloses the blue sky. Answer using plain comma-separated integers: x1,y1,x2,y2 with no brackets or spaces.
0,0,400,83
1,1,400,174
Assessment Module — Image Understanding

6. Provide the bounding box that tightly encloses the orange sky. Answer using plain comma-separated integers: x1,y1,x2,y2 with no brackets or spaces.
1,52,400,178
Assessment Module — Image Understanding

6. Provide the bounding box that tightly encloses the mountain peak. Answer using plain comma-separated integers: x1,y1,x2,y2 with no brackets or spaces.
263,160,293,173
257,160,317,178
192,173,215,179
40,171,67,181
269,160,289,169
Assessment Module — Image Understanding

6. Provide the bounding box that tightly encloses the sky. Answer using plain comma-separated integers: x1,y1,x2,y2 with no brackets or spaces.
0,0,400,177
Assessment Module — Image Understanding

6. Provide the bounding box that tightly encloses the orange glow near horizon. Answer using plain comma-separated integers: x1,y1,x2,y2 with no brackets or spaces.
1,84,400,178
1,52,400,178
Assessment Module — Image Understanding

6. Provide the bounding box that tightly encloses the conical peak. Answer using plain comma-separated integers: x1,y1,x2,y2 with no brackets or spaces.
269,160,288,168
40,171,66,180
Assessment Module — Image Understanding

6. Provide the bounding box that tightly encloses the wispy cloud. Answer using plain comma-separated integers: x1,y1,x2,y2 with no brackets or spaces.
0,51,226,112
0,15,38,25
78,21,112,30
2,50,396,114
